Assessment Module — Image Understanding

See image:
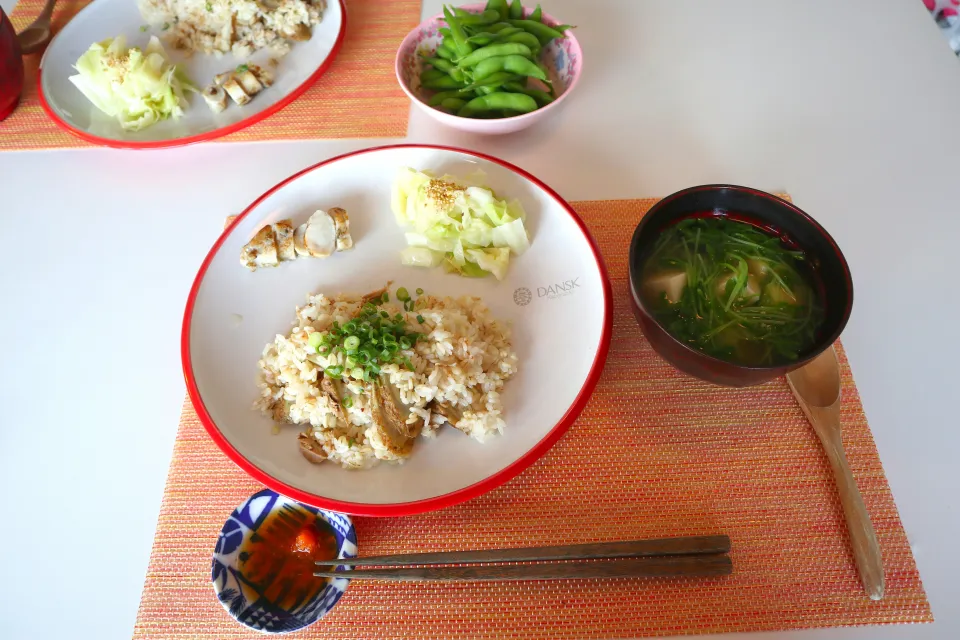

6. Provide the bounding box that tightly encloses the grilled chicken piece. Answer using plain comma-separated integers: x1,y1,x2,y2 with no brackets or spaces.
376,378,423,439
240,225,279,271
368,382,415,458
213,71,232,85
222,77,251,106
298,432,327,464
250,63,275,88
202,85,227,113
273,220,296,262
328,207,353,251
293,223,310,257
236,69,264,95
304,209,337,258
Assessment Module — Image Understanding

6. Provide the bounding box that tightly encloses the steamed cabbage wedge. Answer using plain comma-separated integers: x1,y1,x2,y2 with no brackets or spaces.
69,36,194,131
391,168,531,280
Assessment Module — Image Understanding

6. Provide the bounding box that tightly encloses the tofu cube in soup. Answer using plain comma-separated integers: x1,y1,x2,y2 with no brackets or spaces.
643,270,687,304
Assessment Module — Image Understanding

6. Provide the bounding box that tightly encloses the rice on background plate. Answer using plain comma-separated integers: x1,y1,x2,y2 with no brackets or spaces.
139,0,327,58
255,287,519,469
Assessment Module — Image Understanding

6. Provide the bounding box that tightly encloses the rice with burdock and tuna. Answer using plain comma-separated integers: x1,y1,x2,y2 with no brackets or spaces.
255,286,518,469
139,0,326,59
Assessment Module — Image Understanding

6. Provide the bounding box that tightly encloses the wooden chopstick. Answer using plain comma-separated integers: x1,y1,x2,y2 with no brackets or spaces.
315,535,730,567
314,554,732,581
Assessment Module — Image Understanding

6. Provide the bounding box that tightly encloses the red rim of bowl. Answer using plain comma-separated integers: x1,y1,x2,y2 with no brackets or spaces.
37,0,348,150
181,143,614,517
395,5,582,124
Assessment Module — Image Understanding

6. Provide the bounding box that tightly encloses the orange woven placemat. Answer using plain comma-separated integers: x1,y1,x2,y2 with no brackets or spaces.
133,198,932,639
2,0,418,150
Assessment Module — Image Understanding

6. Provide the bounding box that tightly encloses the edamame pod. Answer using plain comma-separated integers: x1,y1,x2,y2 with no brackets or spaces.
473,54,548,82
435,40,456,60
464,71,521,90
501,31,541,53
443,6,474,57
457,91,538,117
422,74,467,90
485,0,509,21
454,9,502,26
503,81,555,106
507,19,565,45
440,97,467,112
428,88,476,106
457,42,534,67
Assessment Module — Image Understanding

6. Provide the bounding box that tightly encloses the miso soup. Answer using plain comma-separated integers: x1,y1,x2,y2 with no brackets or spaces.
639,215,824,366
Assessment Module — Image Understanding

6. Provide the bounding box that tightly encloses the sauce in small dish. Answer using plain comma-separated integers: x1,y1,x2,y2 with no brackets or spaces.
238,504,340,610
212,489,357,633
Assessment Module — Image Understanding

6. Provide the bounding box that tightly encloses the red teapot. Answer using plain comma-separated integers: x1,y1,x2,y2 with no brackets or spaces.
0,6,25,121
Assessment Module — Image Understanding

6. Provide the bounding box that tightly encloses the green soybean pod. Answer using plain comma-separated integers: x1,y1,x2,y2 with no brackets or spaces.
530,4,543,21
475,85,497,96
503,81,555,106
443,6,474,57
420,68,446,83
508,0,523,20
472,55,508,82
508,19,565,45
466,34,495,46
464,71,520,91
425,56,456,73
484,21,515,33
502,31,541,53
486,0,509,20
468,26,522,43
435,40,456,60
422,74,466,90
428,88,475,106
474,54,547,82
458,9,502,26
440,97,467,112
458,91,538,117
457,42,533,67
502,54,548,81
438,27,453,39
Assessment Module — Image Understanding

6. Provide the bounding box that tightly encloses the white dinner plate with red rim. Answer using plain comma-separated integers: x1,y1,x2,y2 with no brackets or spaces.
38,0,345,148
183,144,612,516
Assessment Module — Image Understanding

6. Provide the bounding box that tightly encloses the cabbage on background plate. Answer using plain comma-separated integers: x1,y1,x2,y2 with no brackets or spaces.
69,35,194,131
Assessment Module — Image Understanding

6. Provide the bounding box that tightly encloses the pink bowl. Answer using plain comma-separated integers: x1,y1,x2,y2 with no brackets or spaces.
396,3,583,135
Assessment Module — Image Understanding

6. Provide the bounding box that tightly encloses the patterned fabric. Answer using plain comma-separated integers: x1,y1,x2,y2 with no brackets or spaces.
1,0,420,150
923,0,960,55
133,199,931,639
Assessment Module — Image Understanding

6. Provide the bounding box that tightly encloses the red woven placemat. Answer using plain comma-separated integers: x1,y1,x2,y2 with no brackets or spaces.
2,0,419,150
133,198,931,639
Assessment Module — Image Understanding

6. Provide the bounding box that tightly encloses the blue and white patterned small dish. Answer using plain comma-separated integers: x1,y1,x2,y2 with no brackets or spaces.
212,489,357,634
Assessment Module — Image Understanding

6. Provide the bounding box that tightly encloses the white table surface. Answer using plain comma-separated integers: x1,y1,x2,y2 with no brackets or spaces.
1,0,958,638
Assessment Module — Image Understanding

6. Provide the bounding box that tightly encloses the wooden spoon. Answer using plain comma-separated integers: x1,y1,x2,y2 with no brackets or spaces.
786,345,884,600
17,0,56,55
